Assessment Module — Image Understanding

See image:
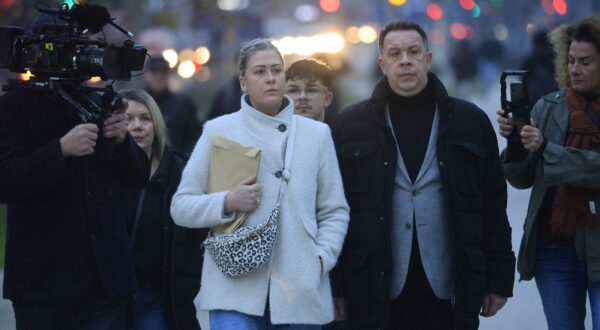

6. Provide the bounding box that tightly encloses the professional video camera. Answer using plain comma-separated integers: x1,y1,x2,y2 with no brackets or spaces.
0,2,146,82
0,2,147,159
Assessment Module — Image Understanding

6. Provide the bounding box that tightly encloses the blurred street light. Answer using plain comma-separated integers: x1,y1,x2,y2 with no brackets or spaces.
179,48,194,62
1,0,15,9
319,0,340,13
459,0,475,11
471,3,481,17
217,0,250,11
272,32,345,56
388,0,407,6
345,26,361,44
427,4,444,20
493,24,509,40
177,60,196,78
450,22,469,39
553,0,568,15
193,47,211,65
358,25,377,43
162,49,179,68
295,4,320,22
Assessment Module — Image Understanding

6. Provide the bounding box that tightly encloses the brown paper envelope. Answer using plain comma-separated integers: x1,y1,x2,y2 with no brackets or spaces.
207,135,261,233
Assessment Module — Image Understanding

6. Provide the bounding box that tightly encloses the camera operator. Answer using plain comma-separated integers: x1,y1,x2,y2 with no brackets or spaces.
497,15,600,329
0,14,150,330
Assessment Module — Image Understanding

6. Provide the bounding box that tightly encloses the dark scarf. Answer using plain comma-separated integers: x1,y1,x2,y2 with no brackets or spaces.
549,87,600,241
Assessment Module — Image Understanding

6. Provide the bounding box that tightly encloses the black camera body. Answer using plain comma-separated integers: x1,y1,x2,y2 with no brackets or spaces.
0,3,147,161
500,70,531,130
0,4,146,81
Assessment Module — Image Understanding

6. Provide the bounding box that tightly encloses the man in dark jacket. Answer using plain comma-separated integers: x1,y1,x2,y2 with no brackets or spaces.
142,58,203,155
0,85,149,330
330,21,515,330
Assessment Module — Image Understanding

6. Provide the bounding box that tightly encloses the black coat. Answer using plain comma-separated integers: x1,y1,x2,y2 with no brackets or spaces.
0,88,149,301
330,74,515,330
128,148,207,330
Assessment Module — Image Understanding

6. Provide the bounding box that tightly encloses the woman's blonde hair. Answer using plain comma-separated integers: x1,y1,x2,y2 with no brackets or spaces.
549,14,600,89
120,89,169,161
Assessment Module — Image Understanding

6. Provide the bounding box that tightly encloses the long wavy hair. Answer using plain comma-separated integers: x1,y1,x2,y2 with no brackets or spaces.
549,14,600,89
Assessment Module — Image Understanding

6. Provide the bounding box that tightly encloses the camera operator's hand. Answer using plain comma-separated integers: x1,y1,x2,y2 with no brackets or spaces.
60,124,99,158
520,119,544,152
103,112,129,144
496,109,514,138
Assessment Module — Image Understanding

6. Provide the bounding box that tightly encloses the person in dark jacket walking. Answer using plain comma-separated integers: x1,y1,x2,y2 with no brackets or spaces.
330,21,515,330
142,58,203,155
122,89,207,330
0,88,149,329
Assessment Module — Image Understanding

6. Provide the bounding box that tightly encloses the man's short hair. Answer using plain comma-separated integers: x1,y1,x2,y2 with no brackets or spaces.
285,59,334,91
378,21,429,54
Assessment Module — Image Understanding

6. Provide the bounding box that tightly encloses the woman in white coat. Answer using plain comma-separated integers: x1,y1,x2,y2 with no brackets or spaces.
170,38,349,329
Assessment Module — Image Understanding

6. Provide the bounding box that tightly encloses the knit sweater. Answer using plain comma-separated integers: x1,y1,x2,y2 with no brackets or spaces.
171,95,349,325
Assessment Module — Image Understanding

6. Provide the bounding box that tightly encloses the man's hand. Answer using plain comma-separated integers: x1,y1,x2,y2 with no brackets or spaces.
333,297,347,321
60,124,99,158
103,112,129,144
480,293,507,317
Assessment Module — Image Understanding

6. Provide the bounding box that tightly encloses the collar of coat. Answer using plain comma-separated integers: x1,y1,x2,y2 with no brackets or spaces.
368,72,454,127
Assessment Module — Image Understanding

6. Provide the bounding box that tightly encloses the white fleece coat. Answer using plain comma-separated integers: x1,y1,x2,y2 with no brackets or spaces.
170,95,349,325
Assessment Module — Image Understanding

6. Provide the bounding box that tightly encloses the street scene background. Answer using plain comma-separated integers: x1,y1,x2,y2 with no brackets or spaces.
1,0,600,328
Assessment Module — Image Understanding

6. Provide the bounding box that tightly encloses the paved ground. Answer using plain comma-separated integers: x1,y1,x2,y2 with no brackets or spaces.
0,89,593,329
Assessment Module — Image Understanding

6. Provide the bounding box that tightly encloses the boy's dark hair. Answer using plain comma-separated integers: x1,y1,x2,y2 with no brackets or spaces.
378,21,429,54
285,59,334,91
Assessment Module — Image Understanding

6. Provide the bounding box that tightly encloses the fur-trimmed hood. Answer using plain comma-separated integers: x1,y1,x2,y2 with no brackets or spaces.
549,14,600,89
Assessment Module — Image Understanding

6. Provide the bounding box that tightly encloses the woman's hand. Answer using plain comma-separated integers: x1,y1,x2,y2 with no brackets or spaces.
224,175,262,213
496,110,514,138
520,120,544,152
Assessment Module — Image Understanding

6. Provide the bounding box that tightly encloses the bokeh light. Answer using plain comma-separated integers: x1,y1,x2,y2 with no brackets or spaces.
541,0,554,15
272,32,345,56
88,76,101,84
459,0,475,11
358,25,378,44
450,23,469,40
471,3,481,18
217,0,250,11
162,49,179,68
345,26,361,44
295,4,320,22
178,48,194,62
553,0,567,15
388,0,407,6
319,0,340,13
426,4,444,21
493,24,509,41
193,47,211,65
20,70,33,81
177,60,196,79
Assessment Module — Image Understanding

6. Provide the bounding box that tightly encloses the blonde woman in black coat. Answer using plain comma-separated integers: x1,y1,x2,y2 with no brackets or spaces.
122,89,207,330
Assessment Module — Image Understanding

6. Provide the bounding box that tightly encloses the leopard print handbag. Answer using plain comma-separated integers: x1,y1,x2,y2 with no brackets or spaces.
202,116,296,277
203,202,280,277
